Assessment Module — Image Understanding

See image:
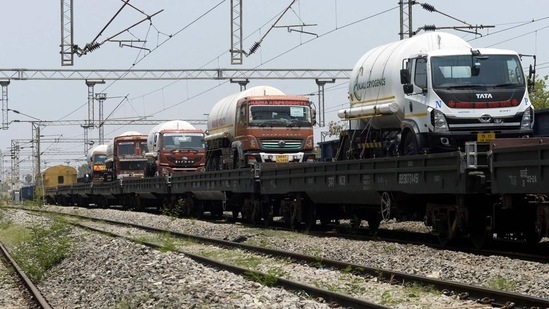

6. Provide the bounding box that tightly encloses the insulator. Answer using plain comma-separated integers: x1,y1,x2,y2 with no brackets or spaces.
86,42,101,53
421,3,436,12
424,25,436,31
248,42,261,56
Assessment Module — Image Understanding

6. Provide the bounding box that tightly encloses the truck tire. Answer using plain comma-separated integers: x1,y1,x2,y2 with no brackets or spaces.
401,131,419,155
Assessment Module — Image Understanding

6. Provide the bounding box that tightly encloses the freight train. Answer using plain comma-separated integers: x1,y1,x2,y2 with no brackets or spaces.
43,137,549,248
43,31,548,249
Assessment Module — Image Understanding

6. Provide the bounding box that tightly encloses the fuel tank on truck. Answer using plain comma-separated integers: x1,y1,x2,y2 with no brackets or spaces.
207,86,285,140
147,120,198,152
341,32,471,129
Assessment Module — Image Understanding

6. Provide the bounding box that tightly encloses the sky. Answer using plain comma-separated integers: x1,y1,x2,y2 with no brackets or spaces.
1,0,549,180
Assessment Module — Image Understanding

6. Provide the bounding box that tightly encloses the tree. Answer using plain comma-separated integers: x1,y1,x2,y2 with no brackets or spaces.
77,163,89,177
530,75,549,110
24,174,32,184
327,120,348,138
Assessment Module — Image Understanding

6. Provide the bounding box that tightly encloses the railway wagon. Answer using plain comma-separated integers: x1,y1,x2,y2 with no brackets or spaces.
20,185,35,201
43,165,78,205
43,139,549,247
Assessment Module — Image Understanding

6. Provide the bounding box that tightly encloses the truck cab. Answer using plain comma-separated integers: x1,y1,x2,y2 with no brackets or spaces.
400,49,533,154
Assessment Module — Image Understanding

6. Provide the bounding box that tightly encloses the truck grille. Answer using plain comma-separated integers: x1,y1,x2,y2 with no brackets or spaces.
260,139,302,150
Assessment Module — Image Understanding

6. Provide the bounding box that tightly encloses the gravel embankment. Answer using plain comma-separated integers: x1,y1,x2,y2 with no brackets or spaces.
2,205,548,308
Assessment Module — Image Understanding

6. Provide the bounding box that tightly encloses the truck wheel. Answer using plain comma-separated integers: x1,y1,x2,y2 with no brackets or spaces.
401,131,419,155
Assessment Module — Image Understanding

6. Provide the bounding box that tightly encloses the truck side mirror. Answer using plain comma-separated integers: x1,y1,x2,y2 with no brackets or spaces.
400,69,410,84
402,84,414,94
310,102,317,126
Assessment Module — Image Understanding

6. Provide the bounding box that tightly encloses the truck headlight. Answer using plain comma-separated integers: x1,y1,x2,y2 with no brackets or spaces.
520,107,533,130
432,110,449,132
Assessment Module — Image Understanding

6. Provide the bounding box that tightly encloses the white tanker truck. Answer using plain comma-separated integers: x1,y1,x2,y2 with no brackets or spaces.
86,144,108,182
338,31,535,158
205,86,316,170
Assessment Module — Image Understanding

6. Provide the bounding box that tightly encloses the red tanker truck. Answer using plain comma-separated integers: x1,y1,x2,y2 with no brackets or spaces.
144,120,206,177
205,86,316,170
104,131,148,181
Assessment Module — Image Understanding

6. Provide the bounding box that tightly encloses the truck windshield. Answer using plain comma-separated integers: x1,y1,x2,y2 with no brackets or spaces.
94,154,107,164
431,55,524,88
249,105,311,126
119,141,147,156
163,133,204,150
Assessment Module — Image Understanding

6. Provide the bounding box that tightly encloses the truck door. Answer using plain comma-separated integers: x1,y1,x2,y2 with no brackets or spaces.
406,57,429,122
235,102,248,138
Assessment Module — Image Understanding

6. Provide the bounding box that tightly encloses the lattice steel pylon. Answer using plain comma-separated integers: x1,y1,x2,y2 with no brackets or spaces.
11,140,20,188
60,0,74,66
399,0,413,39
230,0,243,65
1,81,9,130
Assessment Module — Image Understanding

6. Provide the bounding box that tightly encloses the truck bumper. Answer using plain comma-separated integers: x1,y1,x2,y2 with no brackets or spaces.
427,129,533,152
251,151,315,163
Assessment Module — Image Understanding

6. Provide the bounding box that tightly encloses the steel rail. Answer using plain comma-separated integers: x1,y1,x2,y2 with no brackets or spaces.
50,210,549,309
0,241,52,309
15,206,549,308
72,222,389,309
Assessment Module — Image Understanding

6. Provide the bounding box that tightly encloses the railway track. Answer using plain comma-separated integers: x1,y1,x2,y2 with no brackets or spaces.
23,206,549,308
307,223,549,264
0,241,52,309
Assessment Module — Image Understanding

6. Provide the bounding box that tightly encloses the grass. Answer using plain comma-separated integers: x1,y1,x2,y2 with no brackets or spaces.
131,232,189,252
486,275,516,291
0,213,73,283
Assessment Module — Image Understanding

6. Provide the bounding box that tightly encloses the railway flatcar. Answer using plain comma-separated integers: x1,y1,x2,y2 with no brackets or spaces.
42,138,549,248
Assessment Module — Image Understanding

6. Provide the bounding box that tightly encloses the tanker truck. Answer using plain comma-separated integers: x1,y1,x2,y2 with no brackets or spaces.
86,144,108,182
144,120,206,177
337,31,534,159
205,85,316,170
104,131,148,181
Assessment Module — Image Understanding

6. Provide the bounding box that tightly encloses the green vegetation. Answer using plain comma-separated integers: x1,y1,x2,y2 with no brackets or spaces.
0,216,73,282
131,232,189,252
531,75,549,109
161,198,186,219
113,292,153,309
245,267,289,287
486,275,516,291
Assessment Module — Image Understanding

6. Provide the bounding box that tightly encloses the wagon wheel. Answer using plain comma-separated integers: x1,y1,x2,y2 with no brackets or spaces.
251,200,262,225
302,202,316,232
437,234,452,247
470,226,492,249
380,192,393,221
367,214,381,232
525,216,544,245
262,201,273,227
289,200,300,230
350,217,361,229
436,209,457,247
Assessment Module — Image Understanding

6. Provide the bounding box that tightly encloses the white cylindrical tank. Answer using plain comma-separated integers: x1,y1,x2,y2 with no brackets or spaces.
147,120,197,152
207,86,285,141
119,131,144,137
87,144,108,164
344,31,471,129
